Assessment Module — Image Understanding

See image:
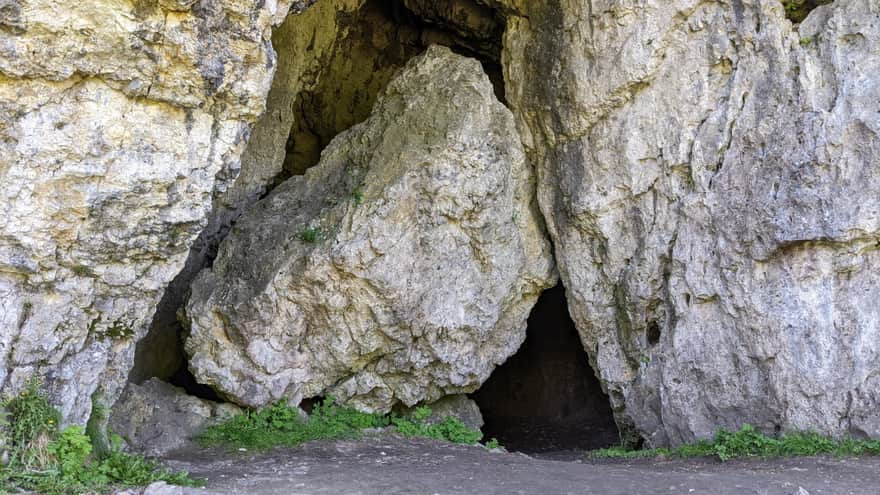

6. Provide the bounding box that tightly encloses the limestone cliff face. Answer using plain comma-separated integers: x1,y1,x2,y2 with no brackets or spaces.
500,0,880,445
183,46,555,411
2,0,879,448
0,0,304,424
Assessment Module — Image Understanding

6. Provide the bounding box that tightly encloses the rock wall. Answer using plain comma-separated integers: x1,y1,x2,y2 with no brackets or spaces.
0,0,306,424
183,46,555,411
500,0,880,445
3,0,879,449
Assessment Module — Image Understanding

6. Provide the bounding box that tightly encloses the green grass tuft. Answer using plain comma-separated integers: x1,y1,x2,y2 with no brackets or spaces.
299,227,322,243
199,398,492,451
352,188,364,206
198,398,389,450
391,406,483,444
781,0,832,23
587,424,880,462
484,438,501,450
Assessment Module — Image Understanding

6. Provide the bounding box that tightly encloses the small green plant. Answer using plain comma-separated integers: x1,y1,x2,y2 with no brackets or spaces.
47,426,92,484
484,438,501,450
799,36,813,46
104,319,135,341
200,398,487,450
2,377,60,468
781,0,832,23
352,188,364,206
587,423,880,462
0,378,199,494
391,407,483,444
199,398,389,450
299,227,322,243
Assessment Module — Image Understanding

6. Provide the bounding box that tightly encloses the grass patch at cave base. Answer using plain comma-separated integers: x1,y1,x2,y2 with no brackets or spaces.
588,424,880,461
199,398,493,450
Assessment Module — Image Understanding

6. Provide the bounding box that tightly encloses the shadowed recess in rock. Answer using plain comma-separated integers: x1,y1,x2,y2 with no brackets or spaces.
473,284,619,456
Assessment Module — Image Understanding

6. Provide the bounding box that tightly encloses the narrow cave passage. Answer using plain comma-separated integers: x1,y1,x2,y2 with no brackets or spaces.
473,284,619,458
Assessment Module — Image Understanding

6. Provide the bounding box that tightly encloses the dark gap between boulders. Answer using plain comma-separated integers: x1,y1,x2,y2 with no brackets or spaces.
472,284,620,458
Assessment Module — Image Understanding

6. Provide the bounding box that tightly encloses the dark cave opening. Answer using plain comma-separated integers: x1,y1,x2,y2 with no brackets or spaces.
473,284,620,457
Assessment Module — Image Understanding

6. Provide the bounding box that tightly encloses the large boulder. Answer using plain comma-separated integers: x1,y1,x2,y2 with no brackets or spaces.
500,0,880,445
130,0,431,383
109,379,241,457
0,0,306,423
184,45,556,411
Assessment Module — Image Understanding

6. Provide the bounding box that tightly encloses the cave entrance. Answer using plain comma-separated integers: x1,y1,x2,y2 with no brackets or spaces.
473,284,619,458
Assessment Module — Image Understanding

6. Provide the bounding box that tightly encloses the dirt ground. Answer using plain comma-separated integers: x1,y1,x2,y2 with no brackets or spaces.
160,435,880,495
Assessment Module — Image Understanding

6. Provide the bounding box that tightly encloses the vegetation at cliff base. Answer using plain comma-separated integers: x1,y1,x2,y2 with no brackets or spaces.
392,406,483,445
0,379,199,495
587,424,880,461
781,0,833,23
199,397,493,450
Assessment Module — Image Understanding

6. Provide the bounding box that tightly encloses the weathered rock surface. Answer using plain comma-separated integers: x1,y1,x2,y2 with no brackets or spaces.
500,0,880,445
132,0,379,384
4,0,878,454
132,0,492,384
0,0,303,424
109,379,240,457
184,45,556,411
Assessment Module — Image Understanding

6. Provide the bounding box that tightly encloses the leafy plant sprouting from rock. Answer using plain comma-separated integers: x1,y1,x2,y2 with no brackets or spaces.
299,226,322,243
0,378,199,494
781,0,832,23
199,398,496,450
104,319,136,341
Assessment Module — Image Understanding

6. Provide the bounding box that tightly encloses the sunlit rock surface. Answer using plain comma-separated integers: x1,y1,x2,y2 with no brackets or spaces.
184,46,555,411
500,0,880,445
0,0,304,423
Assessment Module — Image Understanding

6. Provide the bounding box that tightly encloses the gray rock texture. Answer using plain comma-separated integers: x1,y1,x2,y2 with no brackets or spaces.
500,0,880,445
183,45,556,411
132,0,475,384
0,0,305,424
109,379,240,457
3,0,879,452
